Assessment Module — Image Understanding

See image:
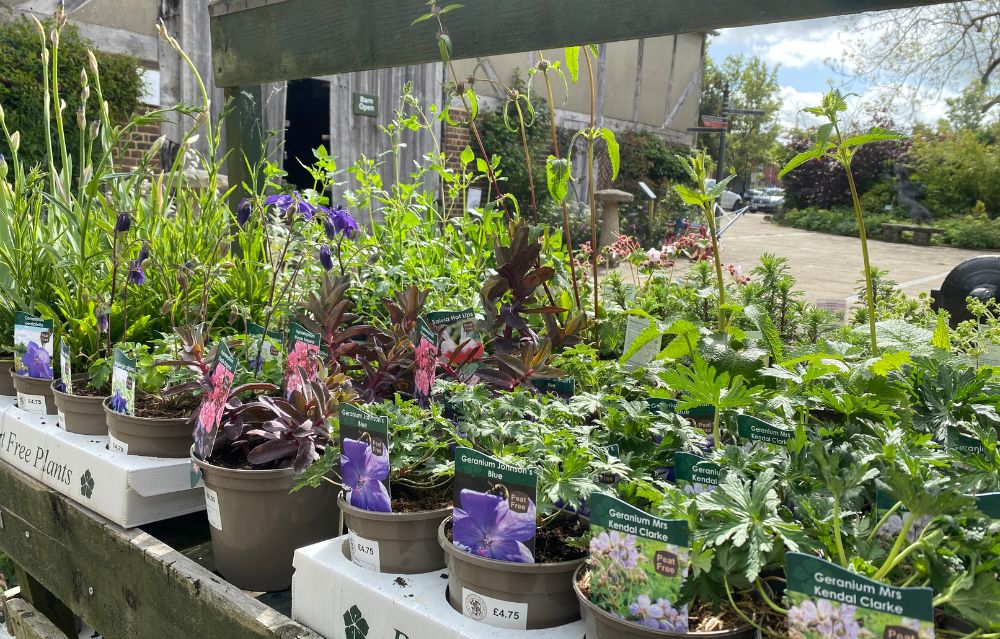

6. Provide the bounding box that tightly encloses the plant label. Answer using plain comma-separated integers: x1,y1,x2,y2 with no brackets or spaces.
598,443,620,485
786,552,934,638
110,349,137,416
340,403,392,513
17,392,46,415
413,319,438,403
246,321,284,365
453,447,537,563
648,397,715,419
14,312,54,379
190,461,203,489
978,343,1000,367
737,414,792,446
587,493,690,632
622,315,661,370
285,323,321,397
976,493,1000,519
948,429,986,457
108,435,128,455
193,341,237,461
674,451,722,494
57,410,66,430
530,376,575,398
348,530,381,572
204,486,223,531
59,339,72,395
460,587,528,630
426,310,484,378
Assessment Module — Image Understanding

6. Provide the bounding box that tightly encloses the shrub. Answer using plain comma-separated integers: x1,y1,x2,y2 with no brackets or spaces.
941,214,1000,249
910,123,1000,218
775,206,896,239
0,17,143,168
617,130,690,196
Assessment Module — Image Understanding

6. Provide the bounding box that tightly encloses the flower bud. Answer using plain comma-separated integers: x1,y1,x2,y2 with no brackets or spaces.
31,16,44,39
228,307,239,325
89,121,100,141
149,135,165,157
87,50,98,74
161,299,172,315
76,107,86,130
50,30,58,47
0,154,7,180
0,103,5,124
59,99,66,115
81,85,90,103
183,134,200,148
195,109,210,129
41,50,49,65
115,211,131,234
9,131,19,154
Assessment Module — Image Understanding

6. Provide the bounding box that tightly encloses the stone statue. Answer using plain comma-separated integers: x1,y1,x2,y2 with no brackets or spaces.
892,163,932,223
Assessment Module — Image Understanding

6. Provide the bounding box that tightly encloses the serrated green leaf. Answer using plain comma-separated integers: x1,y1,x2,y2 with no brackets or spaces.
564,47,581,84
779,148,823,178
599,128,620,181
460,145,474,166
932,313,951,350
673,183,705,207
871,350,911,376
546,155,571,203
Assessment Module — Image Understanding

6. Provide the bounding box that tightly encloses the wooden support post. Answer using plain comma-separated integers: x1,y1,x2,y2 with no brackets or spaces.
11,567,76,638
5,598,71,639
224,85,265,208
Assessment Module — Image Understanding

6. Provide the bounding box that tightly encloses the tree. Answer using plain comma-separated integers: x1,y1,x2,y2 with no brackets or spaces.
841,3,1000,116
699,53,782,191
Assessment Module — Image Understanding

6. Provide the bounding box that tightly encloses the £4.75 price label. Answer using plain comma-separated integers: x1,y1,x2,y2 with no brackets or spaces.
17,392,46,415
461,587,528,630
348,530,381,572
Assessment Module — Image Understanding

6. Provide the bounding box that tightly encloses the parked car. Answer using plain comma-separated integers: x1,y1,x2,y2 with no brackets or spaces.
704,179,743,211
751,187,785,213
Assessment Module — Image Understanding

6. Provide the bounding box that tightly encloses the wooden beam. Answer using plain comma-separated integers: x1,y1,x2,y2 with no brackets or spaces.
210,0,951,87
224,85,264,209
11,567,76,638
5,598,71,639
0,462,321,639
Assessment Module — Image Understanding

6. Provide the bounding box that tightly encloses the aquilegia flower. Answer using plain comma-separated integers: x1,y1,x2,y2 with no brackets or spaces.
20,341,53,379
96,308,110,334
788,599,862,639
341,438,391,512
321,204,359,239
264,192,317,221
115,211,131,234
452,489,536,563
236,198,252,227
110,390,128,414
128,243,150,286
319,244,334,271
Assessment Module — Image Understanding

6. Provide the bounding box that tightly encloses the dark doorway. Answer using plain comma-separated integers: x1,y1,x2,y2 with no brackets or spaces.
284,79,330,190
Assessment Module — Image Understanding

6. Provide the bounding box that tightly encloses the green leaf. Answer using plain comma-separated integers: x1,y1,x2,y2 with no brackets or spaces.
841,127,906,149
464,88,479,121
411,12,434,25
871,350,911,376
744,305,784,361
460,145,474,166
599,128,620,181
779,148,823,178
546,155,571,203
476,157,489,174
437,34,452,63
438,3,465,15
932,313,951,350
673,183,706,207
564,46,581,84
619,319,662,364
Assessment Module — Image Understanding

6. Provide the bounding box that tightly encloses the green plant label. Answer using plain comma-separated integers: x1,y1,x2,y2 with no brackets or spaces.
598,444,620,485
427,309,484,377
674,452,722,494
587,493,690,632
647,397,715,420
59,339,72,395
193,342,237,461
531,376,575,398
414,318,438,402
13,311,54,379
247,321,284,365
976,493,1000,519
622,315,661,370
340,403,392,514
285,322,321,397
110,348,137,416
948,430,986,457
453,447,537,563
737,414,792,446
786,552,934,638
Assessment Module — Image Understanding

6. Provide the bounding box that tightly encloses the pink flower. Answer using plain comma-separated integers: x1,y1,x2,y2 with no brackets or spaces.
414,337,437,398
198,364,234,435
285,340,320,396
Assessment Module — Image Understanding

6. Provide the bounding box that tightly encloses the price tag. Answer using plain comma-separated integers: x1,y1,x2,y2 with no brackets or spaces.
108,435,128,455
348,530,381,572
57,410,66,430
461,587,528,630
17,392,46,415
204,487,223,530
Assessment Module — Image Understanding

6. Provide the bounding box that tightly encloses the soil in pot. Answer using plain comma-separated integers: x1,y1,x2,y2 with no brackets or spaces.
341,481,452,574
104,395,194,458
0,358,14,396
52,376,108,436
440,513,587,630
197,453,341,592
11,371,57,415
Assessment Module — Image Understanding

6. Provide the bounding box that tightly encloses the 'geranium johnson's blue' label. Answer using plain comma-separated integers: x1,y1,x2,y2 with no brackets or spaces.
59,339,73,395
647,397,715,420
587,494,690,632
426,310,483,377
531,376,575,398
453,447,537,563
737,414,793,446
193,342,236,460
110,349,136,416
285,323,320,397
340,403,391,514
14,312,54,379
674,452,722,495
786,552,934,639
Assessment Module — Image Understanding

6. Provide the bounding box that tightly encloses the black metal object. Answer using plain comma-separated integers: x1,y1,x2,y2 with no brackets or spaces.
931,256,1000,326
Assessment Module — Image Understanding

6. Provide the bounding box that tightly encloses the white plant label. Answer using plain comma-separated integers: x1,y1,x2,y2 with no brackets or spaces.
57,410,66,430
461,587,528,630
622,316,661,370
108,435,128,455
17,392,46,415
347,530,381,572
204,487,223,531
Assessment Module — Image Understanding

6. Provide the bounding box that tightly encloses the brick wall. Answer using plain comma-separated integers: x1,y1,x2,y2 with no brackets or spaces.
115,106,162,171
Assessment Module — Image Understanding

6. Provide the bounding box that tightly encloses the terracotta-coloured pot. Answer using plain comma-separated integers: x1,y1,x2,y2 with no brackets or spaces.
573,565,756,638
52,376,108,436
438,516,583,630
0,359,15,396
103,397,191,457
11,371,57,415
196,451,341,592
339,493,450,574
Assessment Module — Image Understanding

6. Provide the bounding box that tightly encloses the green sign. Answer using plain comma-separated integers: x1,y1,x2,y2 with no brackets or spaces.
786,552,934,637
737,414,792,446
340,403,391,513
531,376,575,398
949,430,986,457
193,341,237,460
647,397,714,419
674,452,722,493
976,493,1000,519
353,93,378,117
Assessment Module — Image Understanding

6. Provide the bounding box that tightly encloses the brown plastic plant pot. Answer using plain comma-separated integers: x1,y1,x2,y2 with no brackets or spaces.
0,359,14,396
339,493,451,574
196,451,341,592
11,370,57,415
573,565,757,639
52,376,108,436
438,516,584,630
103,397,191,457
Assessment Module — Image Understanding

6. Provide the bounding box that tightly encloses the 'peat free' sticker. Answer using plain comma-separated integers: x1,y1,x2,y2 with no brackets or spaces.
340,403,391,513
14,312,54,380
587,493,690,632
786,552,934,639
453,447,537,563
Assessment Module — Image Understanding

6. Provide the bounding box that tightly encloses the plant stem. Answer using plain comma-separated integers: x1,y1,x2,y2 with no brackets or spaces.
702,202,727,331
832,496,848,567
755,578,788,615
513,99,538,224
867,500,902,543
712,409,721,451
874,511,915,580
723,576,782,639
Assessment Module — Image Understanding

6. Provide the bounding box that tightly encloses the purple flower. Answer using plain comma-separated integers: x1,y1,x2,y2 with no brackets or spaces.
628,595,687,632
452,489,536,563
319,245,334,271
110,391,127,413
264,192,317,221
340,438,391,512
115,212,131,234
321,205,359,239
788,599,862,639
96,308,109,334
20,341,53,379
589,530,640,568
236,198,252,227
128,260,146,285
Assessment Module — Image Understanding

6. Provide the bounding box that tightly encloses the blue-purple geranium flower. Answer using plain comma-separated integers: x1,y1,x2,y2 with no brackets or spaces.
110,391,128,413
264,192,317,221
20,341,53,379
341,437,391,513
452,489,536,563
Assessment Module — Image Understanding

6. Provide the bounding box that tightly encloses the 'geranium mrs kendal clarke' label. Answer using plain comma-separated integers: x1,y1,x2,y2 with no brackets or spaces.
786,552,934,639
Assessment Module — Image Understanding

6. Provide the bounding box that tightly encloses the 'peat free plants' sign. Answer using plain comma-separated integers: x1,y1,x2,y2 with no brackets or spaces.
587,493,690,632
193,342,236,460
786,552,934,639
340,403,391,513
452,447,537,563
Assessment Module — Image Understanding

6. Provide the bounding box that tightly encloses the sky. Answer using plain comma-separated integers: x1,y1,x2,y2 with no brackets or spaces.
708,14,956,131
